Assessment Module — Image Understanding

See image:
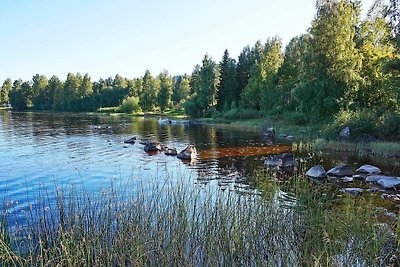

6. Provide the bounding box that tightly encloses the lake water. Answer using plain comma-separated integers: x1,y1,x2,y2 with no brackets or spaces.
1,110,399,217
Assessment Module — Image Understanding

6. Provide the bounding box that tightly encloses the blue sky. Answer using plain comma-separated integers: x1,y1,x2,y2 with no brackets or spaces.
0,0,374,82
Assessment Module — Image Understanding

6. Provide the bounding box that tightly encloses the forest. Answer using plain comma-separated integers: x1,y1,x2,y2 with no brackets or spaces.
1,0,399,139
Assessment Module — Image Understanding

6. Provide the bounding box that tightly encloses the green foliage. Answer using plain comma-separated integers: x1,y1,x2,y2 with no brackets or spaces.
212,107,264,120
140,70,159,111
0,78,12,105
172,75,191,107
241,38,283,110
9,80,32,110
31,74,49,110
183,99,201,118
216,49,238,111
326,109,379,139
185,54,220,117
295,0,362,120
282,111,308,125
117,96,141,114
157,70,173,112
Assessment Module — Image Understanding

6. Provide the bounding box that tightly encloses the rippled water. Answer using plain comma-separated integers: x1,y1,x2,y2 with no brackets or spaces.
2,110,399,219
0,111,290,211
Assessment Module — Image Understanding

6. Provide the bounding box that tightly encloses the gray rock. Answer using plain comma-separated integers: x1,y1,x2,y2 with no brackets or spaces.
124,137,137,144
164,147,178,156
366,175,389,183
286,135,295,141
177,145,197,160
339,127,350,139
327,164,353,177
341,176,354,183
341,188,363,196
352,174,364,180
264,153,297,169
356,164,381,174
377,177,400,189
144,142,162,152
264,127,276,139
306,165,327,179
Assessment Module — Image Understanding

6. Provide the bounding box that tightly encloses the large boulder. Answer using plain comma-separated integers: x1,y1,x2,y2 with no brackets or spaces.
377,177,400,189
356,164,381,175
177,145,197,160
264,153,296,169
306,165,327,179
327,164,353,177
366,175,390,183
144,142,162,152
339,127,350,139
366,175,400,189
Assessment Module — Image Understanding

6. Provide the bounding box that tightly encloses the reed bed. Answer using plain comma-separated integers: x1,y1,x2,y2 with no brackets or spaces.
0,170,398,266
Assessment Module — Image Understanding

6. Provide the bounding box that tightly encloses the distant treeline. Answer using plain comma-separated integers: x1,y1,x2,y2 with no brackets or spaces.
1,0,399,124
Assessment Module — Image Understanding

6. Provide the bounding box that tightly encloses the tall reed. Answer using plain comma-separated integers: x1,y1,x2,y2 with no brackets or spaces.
0,170,398,266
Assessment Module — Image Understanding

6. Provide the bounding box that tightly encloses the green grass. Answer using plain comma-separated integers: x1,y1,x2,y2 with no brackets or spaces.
312,138,400,158
1,168,398,266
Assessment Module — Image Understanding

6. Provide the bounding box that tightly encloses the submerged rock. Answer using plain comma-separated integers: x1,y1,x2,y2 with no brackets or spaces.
124,137,137,144
264,153,296,169
144,142,162,152
306,165,327,179
356,164,381,174
327,164,353,177
341,188,364,196
177,145,197,160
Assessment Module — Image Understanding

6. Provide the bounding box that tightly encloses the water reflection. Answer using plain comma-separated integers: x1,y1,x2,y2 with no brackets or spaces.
1,111,286,208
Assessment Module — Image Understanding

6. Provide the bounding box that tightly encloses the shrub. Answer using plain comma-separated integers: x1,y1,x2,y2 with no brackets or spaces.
222,108,264,120
118,96,141,114
380,111,400,140
325,109,379,140
283,111,308,125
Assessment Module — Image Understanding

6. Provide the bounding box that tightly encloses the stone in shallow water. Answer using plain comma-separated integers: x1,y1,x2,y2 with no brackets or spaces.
356,164,381,174
306,165,327,179
327,164,353,177
264,153,296,168
341,188,363,196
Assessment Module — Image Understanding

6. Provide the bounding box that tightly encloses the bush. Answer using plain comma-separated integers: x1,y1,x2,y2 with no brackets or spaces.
283,111,308,125
118,96,141,114
325,109,380,140
380,111,400,140
222,108,264,120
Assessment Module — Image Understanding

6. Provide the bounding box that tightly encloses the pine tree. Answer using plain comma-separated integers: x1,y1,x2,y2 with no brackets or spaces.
217,49,238,111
